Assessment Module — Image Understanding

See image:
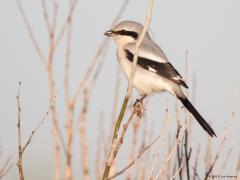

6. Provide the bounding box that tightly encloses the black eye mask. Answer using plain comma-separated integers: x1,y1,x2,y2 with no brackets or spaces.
112,30,138,39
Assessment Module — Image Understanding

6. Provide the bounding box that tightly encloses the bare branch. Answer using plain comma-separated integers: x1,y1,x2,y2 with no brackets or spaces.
54,0,78,48
154,125,187,180
16,82,55,180
108,135,160,180
193,145,200,180
170,159,184,180
16,81,24,180
22,95,56,153
16,0,46,66
204,128,227,180
41,0,51,34
70,0,130,107
0,156,13,179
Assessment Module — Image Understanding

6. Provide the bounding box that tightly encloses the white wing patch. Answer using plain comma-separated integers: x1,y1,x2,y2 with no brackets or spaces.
148,67,157,73
172,76,182,81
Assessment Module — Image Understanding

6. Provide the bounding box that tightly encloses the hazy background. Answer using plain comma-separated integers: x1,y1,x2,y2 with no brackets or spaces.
0,0,240,179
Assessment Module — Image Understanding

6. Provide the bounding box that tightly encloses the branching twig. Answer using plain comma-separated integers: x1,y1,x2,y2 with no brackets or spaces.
103,105,138,179
16,82,55,180
54,0,78,48
108,135,160,180
16,0,46,66
41,0,51,34
70,0,130,108
154,125,187,180
204,128,227,180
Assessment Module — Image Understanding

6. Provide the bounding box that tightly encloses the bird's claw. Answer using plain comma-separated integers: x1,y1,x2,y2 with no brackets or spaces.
133,99,144,118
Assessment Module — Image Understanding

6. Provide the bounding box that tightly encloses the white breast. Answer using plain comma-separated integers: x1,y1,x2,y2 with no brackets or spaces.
117,48,176,95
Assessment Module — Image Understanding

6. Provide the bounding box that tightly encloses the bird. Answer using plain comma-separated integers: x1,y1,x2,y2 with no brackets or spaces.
104,20,216,137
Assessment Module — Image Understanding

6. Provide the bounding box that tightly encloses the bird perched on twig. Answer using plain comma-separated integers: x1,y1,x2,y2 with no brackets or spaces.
104,20,216,137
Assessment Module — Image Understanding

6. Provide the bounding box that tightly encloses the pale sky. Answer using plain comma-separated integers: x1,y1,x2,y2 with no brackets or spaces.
0,0,240,179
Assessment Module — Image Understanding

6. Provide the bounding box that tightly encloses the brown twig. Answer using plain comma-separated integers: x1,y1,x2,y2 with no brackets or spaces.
176,124,183,180
104,105,138,179
154,124,187,180
16,82,55,180
64,1,75,179
205,94,238,180
108,135,160,180
192,167,201,180
41,0,51,34
170,158,184,180
108,66,121,146
0,156,12,179
192,145,200,180
54,0,78,48
221,147,232,172
95,112,105,180
70,0,130,108
204,129,227,180
78,87,90,180
16,0,46,66
16,82,24,180
184,130,191,180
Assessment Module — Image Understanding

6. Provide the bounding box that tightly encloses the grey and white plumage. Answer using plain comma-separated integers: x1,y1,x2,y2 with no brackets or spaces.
105,20,216,137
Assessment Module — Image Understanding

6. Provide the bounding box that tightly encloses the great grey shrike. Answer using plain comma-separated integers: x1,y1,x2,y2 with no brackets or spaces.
104,20,216,137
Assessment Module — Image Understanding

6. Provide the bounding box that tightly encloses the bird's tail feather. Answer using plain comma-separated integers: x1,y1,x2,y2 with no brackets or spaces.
178,96,216,137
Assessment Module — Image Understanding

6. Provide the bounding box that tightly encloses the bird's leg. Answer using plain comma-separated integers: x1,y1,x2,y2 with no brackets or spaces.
133,95,147,107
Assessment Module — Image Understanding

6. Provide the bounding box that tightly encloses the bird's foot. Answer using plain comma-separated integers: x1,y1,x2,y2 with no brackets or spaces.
133,98,145,118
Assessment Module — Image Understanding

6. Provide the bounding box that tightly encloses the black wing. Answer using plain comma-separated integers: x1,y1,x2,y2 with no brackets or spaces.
125,49,188,88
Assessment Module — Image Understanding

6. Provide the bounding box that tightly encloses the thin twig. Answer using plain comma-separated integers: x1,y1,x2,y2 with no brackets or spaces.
64,1,75,179
54,0,78,48
103,106,138,179
204,95,238,179
70,0,130,108
108,135,160,180
146,154,160,179
126,0,154,98
0,156,13,179
221,147,232,172
154,125,187,180
170,159,184,180
16,82,55,180
184,130,191,180
16,0,46,66
16,82,24,180
192,167,202,180
78,87,90,180
176,125,183,180
41,0,51,34
192,145,200,180
108,66,121,145
204,129,227,180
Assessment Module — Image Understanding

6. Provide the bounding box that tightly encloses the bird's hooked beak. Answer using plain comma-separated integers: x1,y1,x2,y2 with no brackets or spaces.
104,30,113,37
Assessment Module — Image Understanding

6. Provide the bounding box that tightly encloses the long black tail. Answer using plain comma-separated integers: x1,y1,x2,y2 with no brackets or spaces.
178,96,216,137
